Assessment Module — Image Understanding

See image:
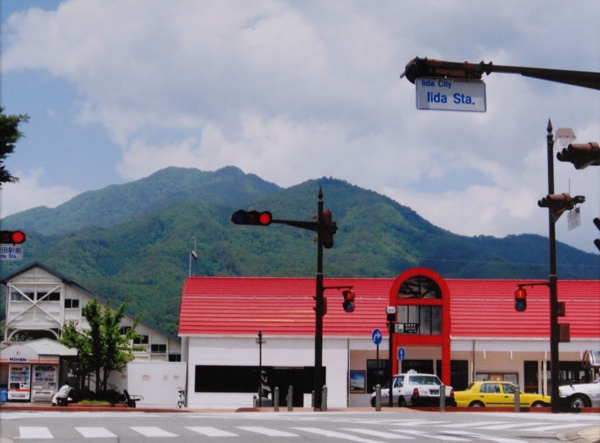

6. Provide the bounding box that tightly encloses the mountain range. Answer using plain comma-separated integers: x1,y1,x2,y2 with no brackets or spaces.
1,166,598,336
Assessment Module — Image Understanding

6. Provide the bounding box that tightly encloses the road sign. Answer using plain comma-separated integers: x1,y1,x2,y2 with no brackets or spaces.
416,77,486,112
371,328,382,346
0,244,24,261
398,347,406,361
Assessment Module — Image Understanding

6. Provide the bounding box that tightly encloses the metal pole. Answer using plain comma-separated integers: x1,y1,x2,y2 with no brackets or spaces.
314,188,325,411
388,321,394,407
258,330,262,407
546,120,560,413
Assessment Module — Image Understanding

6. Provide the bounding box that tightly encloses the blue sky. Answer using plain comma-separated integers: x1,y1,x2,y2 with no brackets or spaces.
1,0,599,254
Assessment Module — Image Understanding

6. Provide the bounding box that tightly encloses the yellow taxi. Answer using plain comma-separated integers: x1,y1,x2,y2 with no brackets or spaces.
454,381,551,408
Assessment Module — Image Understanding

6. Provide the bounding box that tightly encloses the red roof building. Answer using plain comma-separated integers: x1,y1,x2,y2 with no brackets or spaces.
179,272,599,408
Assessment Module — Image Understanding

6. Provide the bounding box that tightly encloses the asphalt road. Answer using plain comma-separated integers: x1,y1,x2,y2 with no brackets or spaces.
1,410,599,443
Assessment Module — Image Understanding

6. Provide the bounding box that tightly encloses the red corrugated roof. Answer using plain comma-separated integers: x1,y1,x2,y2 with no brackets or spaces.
178,277,600,339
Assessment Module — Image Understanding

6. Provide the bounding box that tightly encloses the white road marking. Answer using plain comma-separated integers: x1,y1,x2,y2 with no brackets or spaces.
238,426,299,437
131,426,178,437
187,426,239,436
19,427,53,439
75,427,117,438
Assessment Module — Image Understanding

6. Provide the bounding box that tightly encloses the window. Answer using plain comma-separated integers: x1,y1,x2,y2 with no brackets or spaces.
397,306,442,335
119,326,131,335
134,335,149,345
151,344,166,354
168,354,182,362
65,299,80,309
398,276,442,299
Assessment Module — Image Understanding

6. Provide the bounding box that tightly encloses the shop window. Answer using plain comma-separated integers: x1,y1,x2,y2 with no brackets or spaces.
151,344,166,354
366,359,390,393
397,305,442,334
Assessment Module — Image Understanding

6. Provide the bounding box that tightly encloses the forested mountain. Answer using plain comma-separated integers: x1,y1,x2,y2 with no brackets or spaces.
1,167,598,336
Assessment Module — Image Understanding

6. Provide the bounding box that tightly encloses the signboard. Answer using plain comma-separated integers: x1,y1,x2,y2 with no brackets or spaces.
567,207,581,231
371,328,383,346
416,78,486,112
0,244,24,261
395,323,419,334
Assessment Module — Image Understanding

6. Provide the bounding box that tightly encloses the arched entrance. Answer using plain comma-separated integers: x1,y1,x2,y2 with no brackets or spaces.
388,267,451,385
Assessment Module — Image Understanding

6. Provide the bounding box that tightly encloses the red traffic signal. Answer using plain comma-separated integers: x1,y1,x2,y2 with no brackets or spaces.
231,210,272,226
342,289,355,313
515,287,527,312
557,142,600,170
0,230,26,244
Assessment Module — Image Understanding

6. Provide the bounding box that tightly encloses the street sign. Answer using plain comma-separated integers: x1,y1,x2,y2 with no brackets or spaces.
416,77,486,112
0,244,24,261
371,328,382,346
395,323,419,334
398,347,406,361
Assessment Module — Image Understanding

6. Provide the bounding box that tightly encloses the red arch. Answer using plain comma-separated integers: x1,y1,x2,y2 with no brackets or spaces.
388,267,451,385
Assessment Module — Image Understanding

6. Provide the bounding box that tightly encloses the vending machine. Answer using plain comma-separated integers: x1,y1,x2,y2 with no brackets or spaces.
32,365,58,402
8,364,31,401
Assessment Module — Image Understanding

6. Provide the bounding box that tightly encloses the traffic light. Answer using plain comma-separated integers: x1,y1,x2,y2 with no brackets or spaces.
538,193,585,222
230,210,272,226
515,287,527,312
321,209,337,249
594,217,600,252
557,142,600,170
0,230,26,244
342,289,355,313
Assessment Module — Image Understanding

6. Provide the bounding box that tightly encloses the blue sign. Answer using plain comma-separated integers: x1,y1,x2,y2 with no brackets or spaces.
371,329,382,346
397,347,406,361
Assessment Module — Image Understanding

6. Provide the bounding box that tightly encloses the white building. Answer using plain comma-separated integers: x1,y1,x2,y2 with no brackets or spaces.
1,263,184,405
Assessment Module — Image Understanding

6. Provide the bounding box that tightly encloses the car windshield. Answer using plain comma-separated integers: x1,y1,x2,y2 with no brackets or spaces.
501,383,516,394
393,376,404,387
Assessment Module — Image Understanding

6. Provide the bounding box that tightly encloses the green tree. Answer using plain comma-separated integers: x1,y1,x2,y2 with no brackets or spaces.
0,106,29,184
59,299,141,399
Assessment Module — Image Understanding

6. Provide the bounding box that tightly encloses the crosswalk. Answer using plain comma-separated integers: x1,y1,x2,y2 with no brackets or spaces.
10,419,594,442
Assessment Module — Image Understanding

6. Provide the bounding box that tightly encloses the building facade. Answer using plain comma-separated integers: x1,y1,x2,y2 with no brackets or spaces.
1,263,182,404
178,268,599,409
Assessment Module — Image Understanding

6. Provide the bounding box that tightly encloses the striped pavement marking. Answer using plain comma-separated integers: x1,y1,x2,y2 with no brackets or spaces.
75,427,117,438
130,426,178,437
341,428,413,439
186,426,239,437
237,426,299,437
19,427,53,439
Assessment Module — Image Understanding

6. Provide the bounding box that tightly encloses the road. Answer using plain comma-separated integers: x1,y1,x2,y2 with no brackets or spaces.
1,410,599,443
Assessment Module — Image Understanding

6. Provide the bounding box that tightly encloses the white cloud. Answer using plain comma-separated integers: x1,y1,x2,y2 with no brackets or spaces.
1,0,599,253
0,168,79,217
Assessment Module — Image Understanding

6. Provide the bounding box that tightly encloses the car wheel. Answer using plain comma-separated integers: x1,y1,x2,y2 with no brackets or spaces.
398,396,407,407
531,401,546,408
370,397,376,407
570,395,589,409
469,401,485,407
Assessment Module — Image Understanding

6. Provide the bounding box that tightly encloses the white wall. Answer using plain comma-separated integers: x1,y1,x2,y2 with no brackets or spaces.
186,336,349,409
126,362,186,407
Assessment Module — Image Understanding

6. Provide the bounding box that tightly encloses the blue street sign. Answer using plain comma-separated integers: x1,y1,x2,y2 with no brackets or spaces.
371,328,382,346
398,347,406,361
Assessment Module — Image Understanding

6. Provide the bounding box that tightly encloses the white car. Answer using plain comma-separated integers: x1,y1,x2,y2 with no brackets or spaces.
558,378,600,409
370,370,455,407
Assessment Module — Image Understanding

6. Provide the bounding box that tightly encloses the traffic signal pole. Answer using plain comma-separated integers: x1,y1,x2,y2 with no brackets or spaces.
546,121,560,413
232,188,336,411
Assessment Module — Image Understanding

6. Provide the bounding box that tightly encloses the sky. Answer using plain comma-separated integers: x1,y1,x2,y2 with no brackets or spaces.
1,0,599,254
